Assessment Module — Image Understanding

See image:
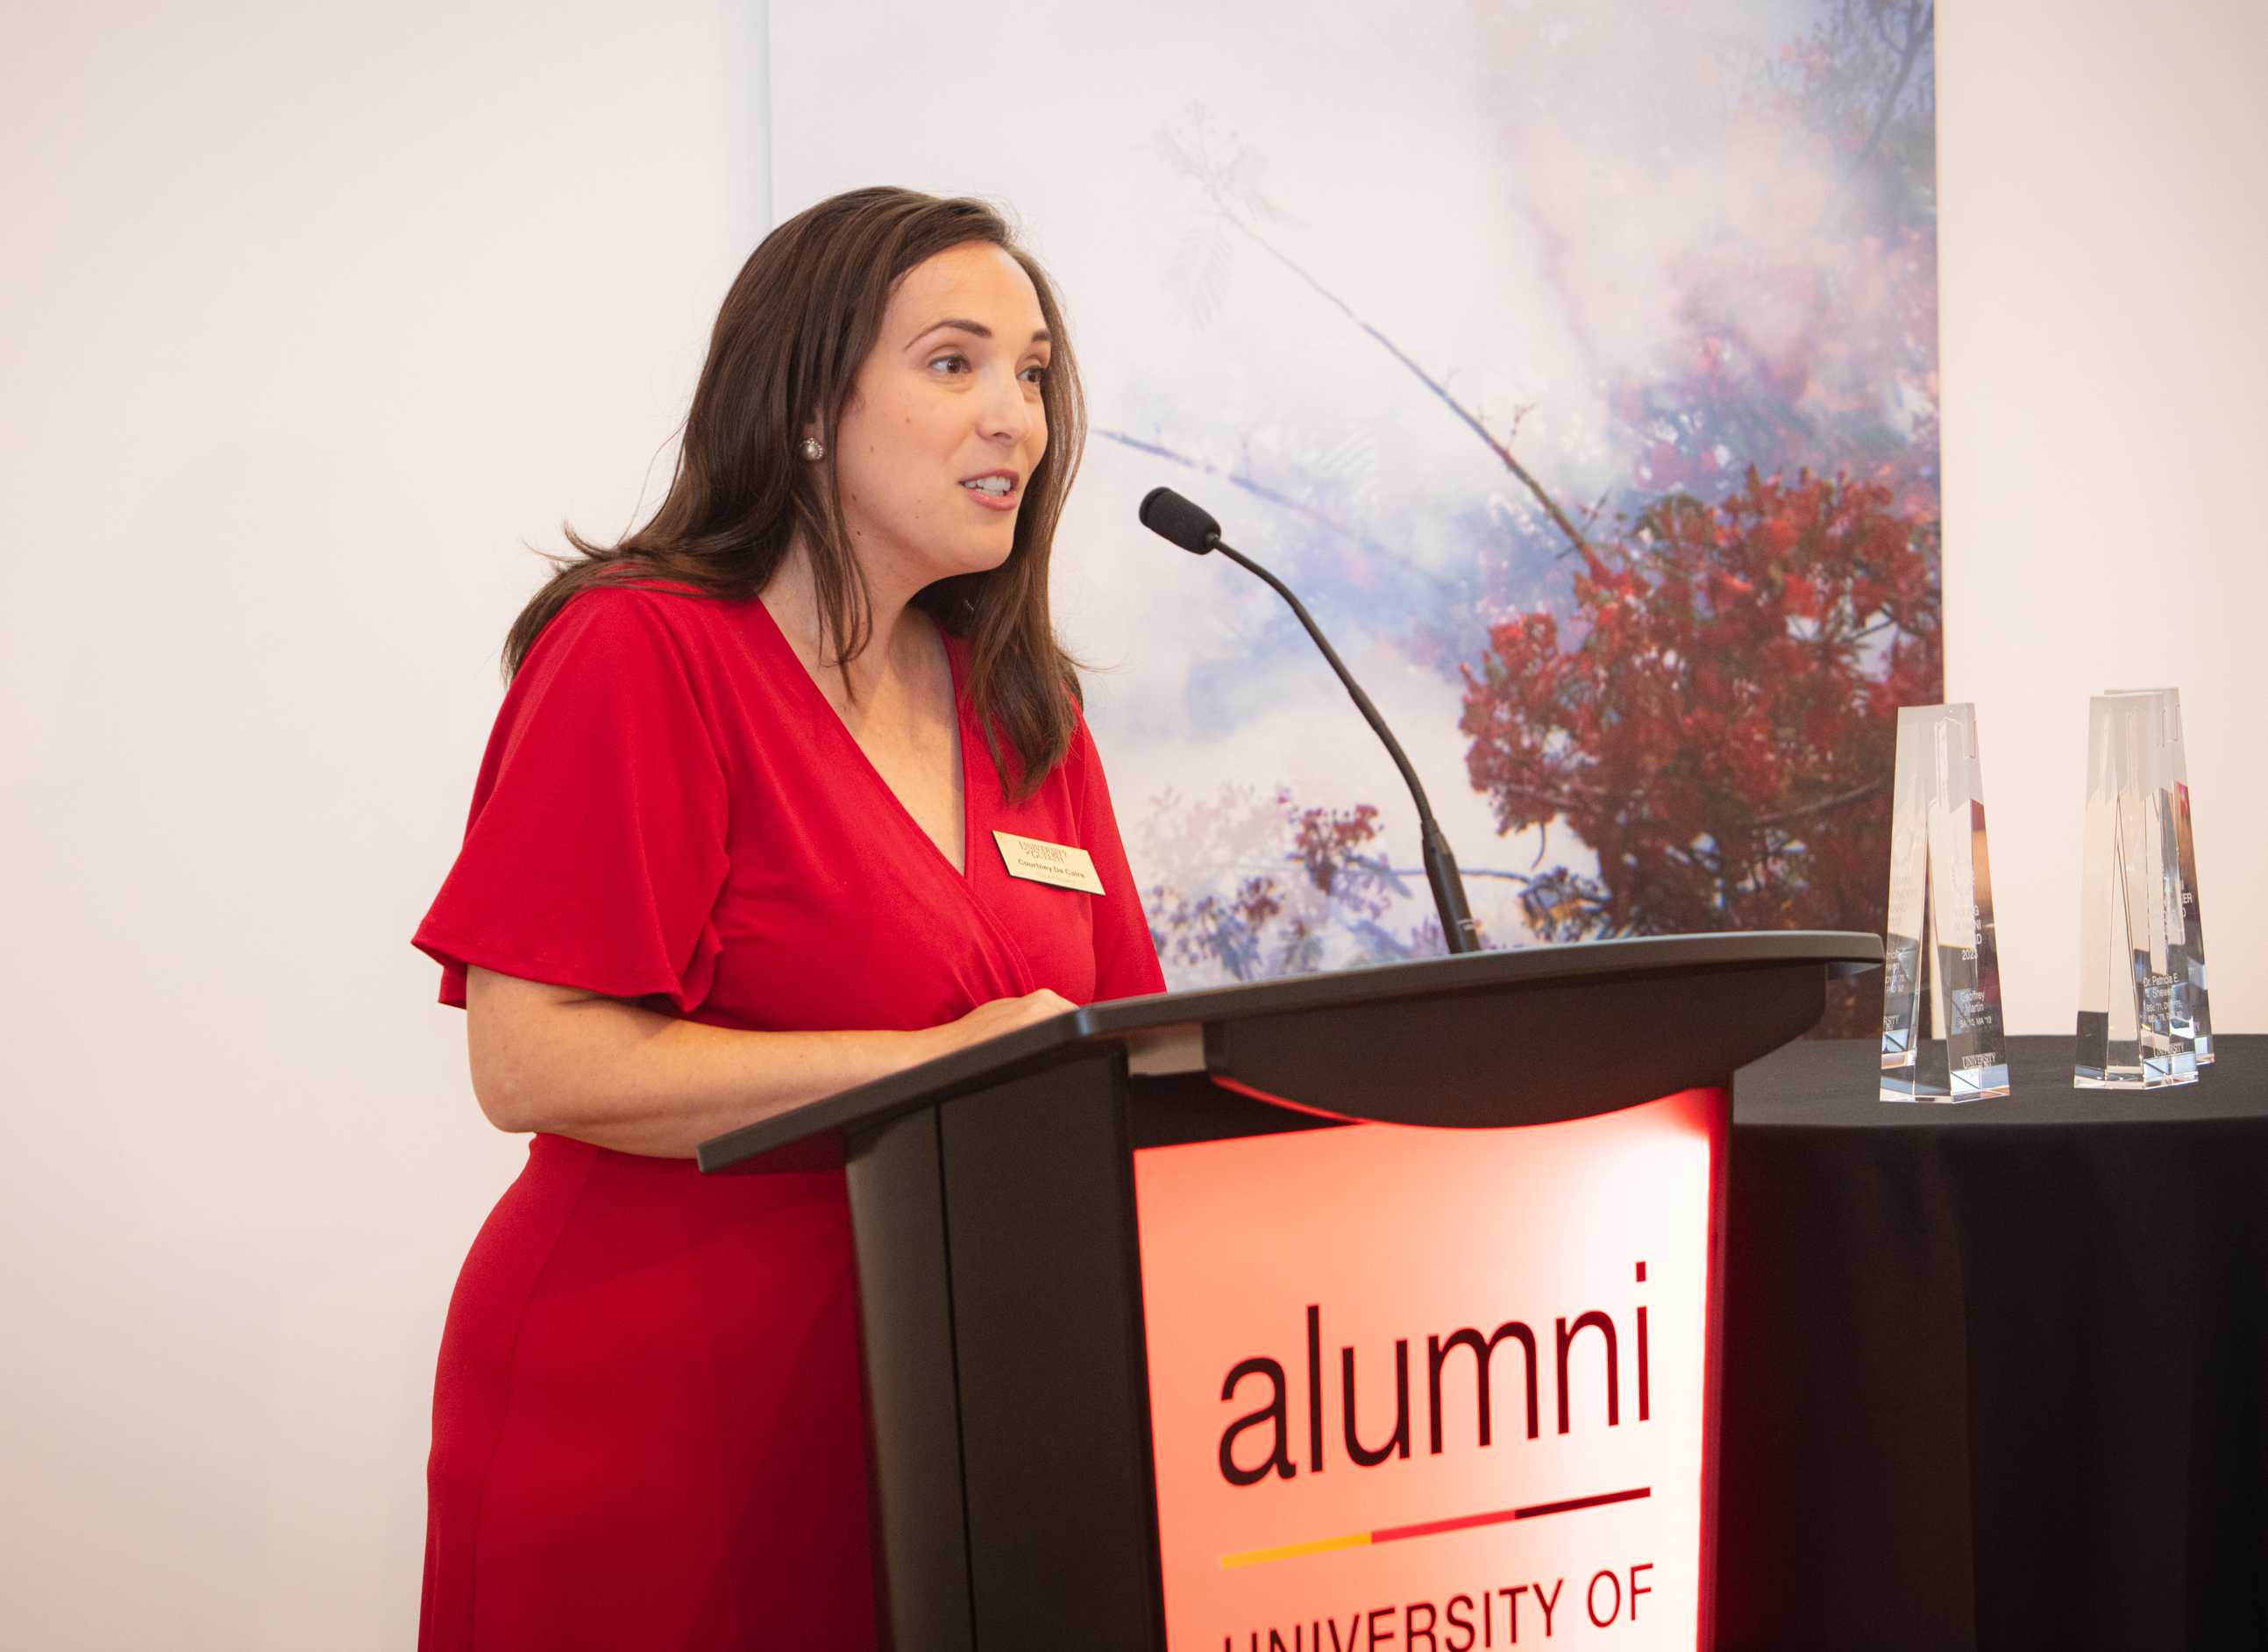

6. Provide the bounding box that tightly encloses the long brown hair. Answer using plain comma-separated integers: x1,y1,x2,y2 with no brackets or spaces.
502,187,1086,797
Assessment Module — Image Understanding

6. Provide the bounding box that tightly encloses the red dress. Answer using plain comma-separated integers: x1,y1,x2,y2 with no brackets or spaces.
411,579,1166,1649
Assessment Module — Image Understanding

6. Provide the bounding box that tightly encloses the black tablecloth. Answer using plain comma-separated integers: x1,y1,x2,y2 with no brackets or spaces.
1718,1035,2268,1650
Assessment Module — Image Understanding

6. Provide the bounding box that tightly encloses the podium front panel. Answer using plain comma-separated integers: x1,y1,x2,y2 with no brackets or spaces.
786,942,1871,1649
1130,1086,1727,1651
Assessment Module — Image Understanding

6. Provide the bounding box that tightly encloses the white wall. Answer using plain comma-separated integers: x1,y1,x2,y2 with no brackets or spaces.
3,4,2261,1648
1939,0,2267,1033
0,4,766,1646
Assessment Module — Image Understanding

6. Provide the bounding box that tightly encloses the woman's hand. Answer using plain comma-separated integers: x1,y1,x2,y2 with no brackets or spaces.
935,988,1076,1056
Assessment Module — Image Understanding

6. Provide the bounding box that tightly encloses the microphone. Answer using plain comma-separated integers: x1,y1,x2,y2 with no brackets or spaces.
1137,486,1482,956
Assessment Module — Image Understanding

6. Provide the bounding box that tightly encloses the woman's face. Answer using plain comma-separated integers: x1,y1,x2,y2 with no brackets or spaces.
826,241,1052,595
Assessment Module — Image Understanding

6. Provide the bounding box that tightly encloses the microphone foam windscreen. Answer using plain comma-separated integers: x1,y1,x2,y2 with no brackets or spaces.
1137,486,1221,555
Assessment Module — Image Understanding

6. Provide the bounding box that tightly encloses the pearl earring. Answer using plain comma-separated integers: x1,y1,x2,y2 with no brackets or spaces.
799,436,825,461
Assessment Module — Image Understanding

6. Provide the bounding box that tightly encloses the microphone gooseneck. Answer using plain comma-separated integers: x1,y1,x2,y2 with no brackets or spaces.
1136,487,1482,956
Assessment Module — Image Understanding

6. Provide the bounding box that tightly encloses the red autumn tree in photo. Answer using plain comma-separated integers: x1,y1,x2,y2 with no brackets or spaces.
1459,467,1937,985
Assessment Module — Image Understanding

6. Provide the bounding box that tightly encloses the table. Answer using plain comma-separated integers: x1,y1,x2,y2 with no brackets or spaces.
1717,1035,2267,1650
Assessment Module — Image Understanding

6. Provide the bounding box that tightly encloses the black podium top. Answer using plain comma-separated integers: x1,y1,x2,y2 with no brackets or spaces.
699,930,1879,1171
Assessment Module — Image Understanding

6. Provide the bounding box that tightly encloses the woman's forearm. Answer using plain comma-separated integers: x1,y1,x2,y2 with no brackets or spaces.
463,965,1069,1158
498,1005,941,1157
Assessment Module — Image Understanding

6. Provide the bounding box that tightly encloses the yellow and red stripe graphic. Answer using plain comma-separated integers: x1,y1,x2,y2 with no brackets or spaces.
1221,1486,1651,1570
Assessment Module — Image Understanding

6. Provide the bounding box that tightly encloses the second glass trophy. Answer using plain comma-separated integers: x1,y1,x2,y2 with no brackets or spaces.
2105,687,2212,1066
2076,692,2202,1088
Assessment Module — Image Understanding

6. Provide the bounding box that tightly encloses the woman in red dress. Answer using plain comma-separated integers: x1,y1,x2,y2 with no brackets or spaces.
411,187,1166,1649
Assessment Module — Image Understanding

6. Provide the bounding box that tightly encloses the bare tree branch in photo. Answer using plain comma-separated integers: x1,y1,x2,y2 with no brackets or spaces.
1160,129,1596,560
1858,1,1933,163
1096,425,1465,606
1740,779,1887,833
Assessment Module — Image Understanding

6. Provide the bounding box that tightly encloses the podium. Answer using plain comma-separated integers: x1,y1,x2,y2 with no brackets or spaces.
700,931,1876,1651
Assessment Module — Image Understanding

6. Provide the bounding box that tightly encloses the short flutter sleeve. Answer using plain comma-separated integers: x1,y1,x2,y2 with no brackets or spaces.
413,588,729,1015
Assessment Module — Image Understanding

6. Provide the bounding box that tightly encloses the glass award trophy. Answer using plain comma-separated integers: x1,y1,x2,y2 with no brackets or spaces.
2106,687,2212,1065
1881,703,2010,1101
2077,693,2201,1087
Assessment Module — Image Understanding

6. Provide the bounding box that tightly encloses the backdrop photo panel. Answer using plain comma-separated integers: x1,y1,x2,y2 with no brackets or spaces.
771,0,1939,1033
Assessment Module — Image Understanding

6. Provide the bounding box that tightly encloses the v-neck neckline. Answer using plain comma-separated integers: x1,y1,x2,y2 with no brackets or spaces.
750,594,975,884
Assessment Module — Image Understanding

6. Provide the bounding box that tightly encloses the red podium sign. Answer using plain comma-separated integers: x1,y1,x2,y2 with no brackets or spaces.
1133,1088,1724,1650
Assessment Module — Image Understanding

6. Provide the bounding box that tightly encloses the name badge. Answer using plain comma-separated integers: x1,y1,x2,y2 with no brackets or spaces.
992,830,1106,894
